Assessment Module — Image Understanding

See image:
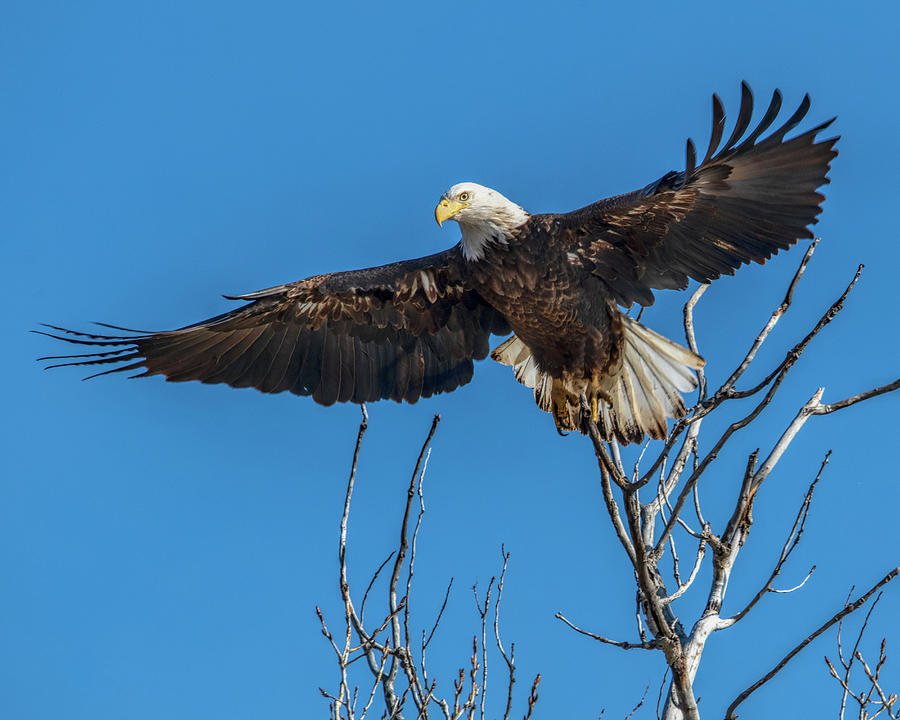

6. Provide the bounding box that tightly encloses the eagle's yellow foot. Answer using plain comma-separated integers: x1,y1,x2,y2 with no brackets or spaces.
552,400,569,436
551,379,574,436
591,394,599,422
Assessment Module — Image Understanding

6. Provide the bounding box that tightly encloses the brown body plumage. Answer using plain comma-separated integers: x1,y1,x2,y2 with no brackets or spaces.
39,84,838,442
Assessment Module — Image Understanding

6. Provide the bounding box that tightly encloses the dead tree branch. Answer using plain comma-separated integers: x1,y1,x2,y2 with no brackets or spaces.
318,408,539,719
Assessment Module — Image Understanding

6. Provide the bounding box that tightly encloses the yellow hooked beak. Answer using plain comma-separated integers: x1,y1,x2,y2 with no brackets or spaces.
435,198,469,227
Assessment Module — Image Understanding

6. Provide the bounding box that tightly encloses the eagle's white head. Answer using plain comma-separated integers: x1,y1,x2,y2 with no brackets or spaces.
435,182,530,261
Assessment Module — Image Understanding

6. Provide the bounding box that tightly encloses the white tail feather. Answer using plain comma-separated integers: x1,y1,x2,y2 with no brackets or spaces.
491,336,554,411
602,316,704,442
491,318,704,442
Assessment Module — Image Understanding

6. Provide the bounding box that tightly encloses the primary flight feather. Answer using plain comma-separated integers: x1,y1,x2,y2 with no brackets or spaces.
39,83,837,442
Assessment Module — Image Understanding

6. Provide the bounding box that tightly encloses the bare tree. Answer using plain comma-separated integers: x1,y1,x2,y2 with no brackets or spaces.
317,408,541,720
319,241,899,719
565,240,900,720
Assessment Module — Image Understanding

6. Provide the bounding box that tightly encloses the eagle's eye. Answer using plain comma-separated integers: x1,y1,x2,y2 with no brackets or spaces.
459,191,470,202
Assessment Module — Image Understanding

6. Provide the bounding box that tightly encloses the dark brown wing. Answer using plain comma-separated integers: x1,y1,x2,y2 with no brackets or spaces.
551,83,838,307
37,247,510,405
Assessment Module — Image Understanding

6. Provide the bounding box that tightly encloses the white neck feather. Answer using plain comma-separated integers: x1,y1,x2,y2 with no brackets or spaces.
457,207,529,261
458,220,505,261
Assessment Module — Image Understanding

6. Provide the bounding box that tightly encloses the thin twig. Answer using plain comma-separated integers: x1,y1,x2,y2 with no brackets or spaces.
812,378,900,414
523,675,541,720
624,686,650,720
554,612,658,650
662,539,706,605
721,241,818,395
423,579,454,651
387,415,441,710
656,668,669,720
493,547,516,720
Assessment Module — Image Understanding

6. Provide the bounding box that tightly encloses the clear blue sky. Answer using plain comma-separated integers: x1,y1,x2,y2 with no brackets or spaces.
3,1,898,717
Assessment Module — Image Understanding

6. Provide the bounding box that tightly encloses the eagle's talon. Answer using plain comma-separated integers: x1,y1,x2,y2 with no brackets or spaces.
552,405,570,436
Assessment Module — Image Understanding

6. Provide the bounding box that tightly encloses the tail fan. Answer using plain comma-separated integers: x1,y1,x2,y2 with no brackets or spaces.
491,317,704,443
598,316,704,443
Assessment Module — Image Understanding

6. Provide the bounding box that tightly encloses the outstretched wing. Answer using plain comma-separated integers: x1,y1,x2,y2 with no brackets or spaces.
38,248,510,405
553,83,838,307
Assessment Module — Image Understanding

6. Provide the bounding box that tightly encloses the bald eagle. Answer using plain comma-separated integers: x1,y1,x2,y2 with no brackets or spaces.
39,84,837,443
